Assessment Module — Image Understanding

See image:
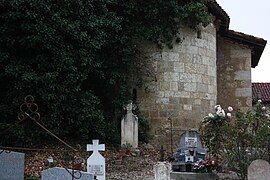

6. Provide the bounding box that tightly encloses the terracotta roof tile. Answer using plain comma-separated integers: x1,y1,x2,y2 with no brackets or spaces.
252,83,270,102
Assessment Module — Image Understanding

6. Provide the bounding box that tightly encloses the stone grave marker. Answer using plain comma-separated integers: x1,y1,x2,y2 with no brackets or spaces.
172,129,207,172
0,150,25,180
170,130,216,180
153,146,171,180
42,167,93,180
121,101,138,148
248,159,270,180
87,139,105,180
154,162,171,180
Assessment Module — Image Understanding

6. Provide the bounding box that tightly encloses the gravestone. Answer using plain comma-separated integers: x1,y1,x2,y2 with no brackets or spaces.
42,167,93,180
154,146,171,180
0,150,25,180
248,159,270,180
121,101,138,148
87,139,105,180
172,130,207,172
170,130,216,180
154,162,171,180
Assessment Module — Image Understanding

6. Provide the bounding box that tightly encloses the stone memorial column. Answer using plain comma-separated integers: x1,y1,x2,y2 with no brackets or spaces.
121,101,138,149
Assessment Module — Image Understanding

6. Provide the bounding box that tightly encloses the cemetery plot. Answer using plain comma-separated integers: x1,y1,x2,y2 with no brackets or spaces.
171,130,207,172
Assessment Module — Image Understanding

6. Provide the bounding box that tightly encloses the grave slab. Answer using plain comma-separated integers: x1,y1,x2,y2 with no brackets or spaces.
42,167,93,180
170,172,217,180
0,150,25,180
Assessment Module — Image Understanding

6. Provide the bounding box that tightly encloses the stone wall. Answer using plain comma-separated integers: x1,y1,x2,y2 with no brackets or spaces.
217,36,252,112
137,24,217,149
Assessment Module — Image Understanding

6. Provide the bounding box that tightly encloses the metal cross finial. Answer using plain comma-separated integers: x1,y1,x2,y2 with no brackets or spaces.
16,95,83,179
159,145,166,162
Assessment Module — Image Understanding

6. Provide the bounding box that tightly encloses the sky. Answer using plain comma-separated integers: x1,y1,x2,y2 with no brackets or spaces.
217,0,270,82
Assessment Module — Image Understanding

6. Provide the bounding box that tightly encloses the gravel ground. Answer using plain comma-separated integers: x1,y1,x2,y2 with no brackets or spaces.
24,143,240,180
24,143,159,179
106,144,158,180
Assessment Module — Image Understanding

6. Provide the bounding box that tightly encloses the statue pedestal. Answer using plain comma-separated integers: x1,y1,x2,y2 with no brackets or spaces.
170,172,217,180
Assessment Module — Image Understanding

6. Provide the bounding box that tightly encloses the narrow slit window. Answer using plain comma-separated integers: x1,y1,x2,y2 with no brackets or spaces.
132,88,137,102
197,29,202,39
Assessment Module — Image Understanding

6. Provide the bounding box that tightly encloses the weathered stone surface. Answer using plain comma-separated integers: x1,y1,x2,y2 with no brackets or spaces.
231,48,251,58
136,23,240,148
170,172,217,180
234,71,251,80
164,72,180,82
121,102,138,148
217,38,252,111
0,150,25,180
183,105,192,111
162,52,179,62
235,88,252,97
248,159,270,180
174,62,185,73
154,162,171,180
42,167,93,180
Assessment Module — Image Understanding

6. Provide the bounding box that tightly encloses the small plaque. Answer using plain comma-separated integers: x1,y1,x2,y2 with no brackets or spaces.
185,137,197,147
89,164,104,175
185,155,194,162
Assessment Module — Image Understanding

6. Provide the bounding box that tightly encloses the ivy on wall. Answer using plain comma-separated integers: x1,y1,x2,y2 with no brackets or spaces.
0,0,212,145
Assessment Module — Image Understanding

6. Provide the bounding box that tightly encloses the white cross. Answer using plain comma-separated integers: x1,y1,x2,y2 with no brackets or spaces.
87,139,105,153
87,139,106,180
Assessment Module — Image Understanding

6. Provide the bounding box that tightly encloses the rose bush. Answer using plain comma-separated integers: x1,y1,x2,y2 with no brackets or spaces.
200,100,270,179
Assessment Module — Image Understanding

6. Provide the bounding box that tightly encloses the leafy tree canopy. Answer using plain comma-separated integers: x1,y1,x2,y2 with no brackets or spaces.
0,0,212,146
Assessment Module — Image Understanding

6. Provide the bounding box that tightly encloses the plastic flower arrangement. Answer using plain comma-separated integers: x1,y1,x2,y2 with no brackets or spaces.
193,159,215,173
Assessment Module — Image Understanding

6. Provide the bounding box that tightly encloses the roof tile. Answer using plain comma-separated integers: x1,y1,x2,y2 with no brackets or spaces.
252,83,270,102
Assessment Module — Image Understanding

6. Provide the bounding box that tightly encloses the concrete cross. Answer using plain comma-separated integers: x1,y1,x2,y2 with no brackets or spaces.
87,139,105,153
87,139,106,180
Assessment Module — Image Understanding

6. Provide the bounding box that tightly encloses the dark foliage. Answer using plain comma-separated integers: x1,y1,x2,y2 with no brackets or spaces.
0,0,211,146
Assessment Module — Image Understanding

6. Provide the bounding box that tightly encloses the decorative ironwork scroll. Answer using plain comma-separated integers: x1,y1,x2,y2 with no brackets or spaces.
15,95,83,179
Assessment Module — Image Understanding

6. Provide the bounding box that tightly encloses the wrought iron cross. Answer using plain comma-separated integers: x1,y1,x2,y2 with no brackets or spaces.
159,145,166,162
